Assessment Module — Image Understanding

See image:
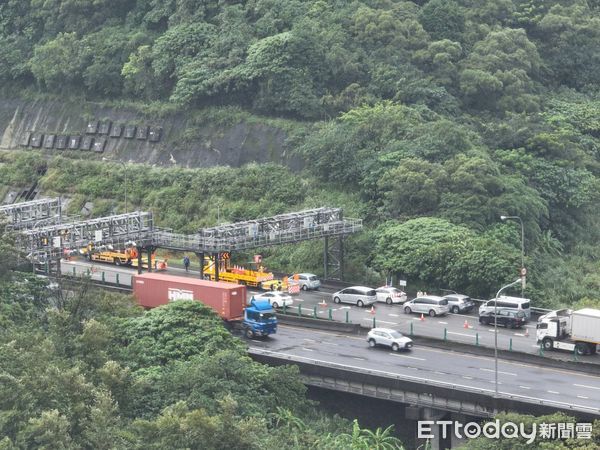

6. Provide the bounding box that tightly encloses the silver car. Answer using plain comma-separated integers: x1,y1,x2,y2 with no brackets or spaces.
332,286,377,307
367,328,413,351
443,294,475,314
288,273,321,291
403,295,449,317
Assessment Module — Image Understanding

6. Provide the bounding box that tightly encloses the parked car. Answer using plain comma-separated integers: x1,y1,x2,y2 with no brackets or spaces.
479,309,526,329
443,294,475,314
252,291,293,308
367,328,413,351
375,287,408,305
332,286,377,307
403,295,449,317
479,296,531,320
288,273,321,290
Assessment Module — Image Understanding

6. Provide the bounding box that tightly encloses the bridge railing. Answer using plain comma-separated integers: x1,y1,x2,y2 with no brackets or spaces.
249,347,600,417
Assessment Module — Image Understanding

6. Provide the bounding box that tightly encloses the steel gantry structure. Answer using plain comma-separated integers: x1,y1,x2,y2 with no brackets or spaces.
21,207,362,279
20,211,154,270
1,197,63,229
152,207,362,280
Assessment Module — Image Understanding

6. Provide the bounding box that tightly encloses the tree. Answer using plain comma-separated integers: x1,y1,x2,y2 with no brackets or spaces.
29,32,85,91
459,28,541,112
373,218,518,297
419,0,466,42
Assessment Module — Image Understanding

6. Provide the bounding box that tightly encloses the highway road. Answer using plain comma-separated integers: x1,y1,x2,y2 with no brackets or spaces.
249,325,600,416
59,259,600,361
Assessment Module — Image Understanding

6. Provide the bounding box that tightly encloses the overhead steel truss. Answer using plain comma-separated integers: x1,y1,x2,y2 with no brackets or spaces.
188,207,363,253
21,211,154,257
1,197,62,229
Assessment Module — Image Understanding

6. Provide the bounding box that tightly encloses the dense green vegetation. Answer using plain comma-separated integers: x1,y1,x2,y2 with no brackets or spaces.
0,269,407,449
2,0,600,308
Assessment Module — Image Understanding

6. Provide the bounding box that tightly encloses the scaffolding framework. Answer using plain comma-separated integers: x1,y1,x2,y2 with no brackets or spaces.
19,207,363,279
191,207,362,253
1,197,62,229
21,211,154,258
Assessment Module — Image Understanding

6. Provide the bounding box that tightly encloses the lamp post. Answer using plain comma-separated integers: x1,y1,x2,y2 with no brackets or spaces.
500,215,525,296
102,157,127,214
494,278,522,397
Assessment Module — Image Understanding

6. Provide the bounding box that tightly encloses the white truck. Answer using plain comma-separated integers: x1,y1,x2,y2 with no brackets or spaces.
536,308,600,356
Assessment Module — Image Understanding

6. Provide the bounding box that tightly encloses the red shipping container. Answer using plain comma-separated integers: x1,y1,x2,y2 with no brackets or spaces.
132,273,246,321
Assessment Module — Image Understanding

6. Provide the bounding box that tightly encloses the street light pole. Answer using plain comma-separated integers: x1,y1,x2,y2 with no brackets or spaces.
102,158,128,214
500,215,525,296
494,278,522,397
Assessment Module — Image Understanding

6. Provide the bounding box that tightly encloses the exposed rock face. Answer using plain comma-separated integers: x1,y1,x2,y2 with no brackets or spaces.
0,97,302,170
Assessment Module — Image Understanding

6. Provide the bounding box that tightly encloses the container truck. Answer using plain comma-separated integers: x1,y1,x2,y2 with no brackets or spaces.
132,272,277,338
536,308,600,356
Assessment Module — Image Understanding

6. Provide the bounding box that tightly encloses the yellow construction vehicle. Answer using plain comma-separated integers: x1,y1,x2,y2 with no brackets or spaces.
202,253,282,289
80,243,167,270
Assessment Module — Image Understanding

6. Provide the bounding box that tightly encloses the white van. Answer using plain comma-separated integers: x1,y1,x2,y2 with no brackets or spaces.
479,296,531,320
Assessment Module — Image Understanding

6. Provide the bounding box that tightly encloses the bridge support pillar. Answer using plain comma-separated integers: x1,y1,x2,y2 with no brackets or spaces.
213,252,219,281
136,246,143,274
196,252,204,279
419,407,450,450
450,413,469,448
146,247,153,272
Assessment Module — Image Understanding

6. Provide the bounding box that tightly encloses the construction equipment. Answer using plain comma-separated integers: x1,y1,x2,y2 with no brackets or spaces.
79,242,167,271
202,253,274,288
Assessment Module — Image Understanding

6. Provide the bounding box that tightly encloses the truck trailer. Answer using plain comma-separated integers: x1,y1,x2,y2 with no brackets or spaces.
536,308,600,356
132,272,277,338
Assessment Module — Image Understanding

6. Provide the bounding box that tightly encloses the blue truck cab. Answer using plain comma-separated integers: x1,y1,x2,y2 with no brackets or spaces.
243,298,277,338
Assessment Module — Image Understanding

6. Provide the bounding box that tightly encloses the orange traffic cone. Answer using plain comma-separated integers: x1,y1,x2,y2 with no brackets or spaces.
420,313,425,321
525,327,529,337
319,299,327,308
464,319,469,329
369,306,375,315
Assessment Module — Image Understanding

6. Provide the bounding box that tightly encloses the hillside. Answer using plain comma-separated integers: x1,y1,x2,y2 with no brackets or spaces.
1,0,600,307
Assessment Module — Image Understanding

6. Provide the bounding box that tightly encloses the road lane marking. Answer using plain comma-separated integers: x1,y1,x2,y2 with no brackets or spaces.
574,384,600,391
388,314,400,317
363,319,397,325
514,333,526,337
353,357,365,361
277,325,600,379
480,368,517,376
435,371,446,375
438,321,448,325
577,395,589,399
388,353,426,361
519,385,531,390
340,306,351,309
301,347,314,352
246,348,600,413
447,331,475,337
462,376,473,380
548,391,559,394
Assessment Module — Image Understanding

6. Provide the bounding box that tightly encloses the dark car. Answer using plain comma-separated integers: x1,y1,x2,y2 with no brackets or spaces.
479,309,526,329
